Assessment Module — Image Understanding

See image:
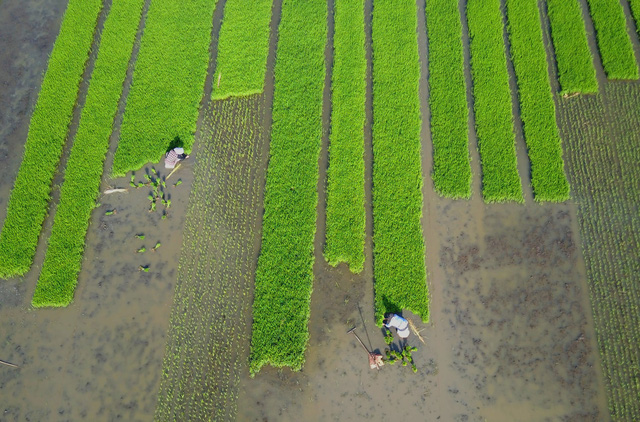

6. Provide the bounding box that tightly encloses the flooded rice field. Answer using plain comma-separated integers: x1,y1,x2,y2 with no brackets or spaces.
0,0,632,420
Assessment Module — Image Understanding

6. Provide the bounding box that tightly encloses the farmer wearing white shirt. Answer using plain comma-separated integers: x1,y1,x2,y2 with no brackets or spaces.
383,313,410,339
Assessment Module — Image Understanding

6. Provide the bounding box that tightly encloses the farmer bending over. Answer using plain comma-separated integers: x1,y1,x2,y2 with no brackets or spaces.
164,147,189,169
383,313,410,339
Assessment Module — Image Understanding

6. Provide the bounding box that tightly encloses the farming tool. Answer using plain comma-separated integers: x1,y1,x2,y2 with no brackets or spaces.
0,359,19,369
347,327,384,370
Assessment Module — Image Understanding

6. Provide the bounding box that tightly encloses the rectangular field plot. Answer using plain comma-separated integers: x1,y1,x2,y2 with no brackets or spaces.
371,0,428,324
249,0,327,374
324,0,366,273
0,0,103,278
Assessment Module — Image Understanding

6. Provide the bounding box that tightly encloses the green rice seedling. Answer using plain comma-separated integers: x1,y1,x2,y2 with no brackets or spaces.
467,0,523,203
546,0,598,94
105,210,116,216
139,265,149,272
250,0,327,375
371,0,429,324
505,0,570,201
111,0,219,176
135,234,145,240
33,0,145,308
137,247,146,253
153,242,161,251
211,0,273,99
175,179,182,187
324,0,366,273
425,0,471,198
584,0,638,79
0,0,103,279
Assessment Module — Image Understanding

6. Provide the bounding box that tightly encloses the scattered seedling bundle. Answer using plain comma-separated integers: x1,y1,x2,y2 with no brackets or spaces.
112,0,218,176
32,0,146,308
505,0,569,202
211,0,273,99
250,0,327,374
0,0,103,278
545,0,598,94
466,0,522,203
425,0,471,199
324,0,366,273
371,0,428,324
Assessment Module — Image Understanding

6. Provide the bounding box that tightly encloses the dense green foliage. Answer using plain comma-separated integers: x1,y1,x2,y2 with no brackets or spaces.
0,0,102,278
324,0,366,273
505,0,569,202
584,0,638,79
211,0,273,99
111,0,218,176
425,0,471,198
467,0,523,203
250,0,327,374
629,0,640,38
371,0,428,325
32,0,146,307
546,0,598,94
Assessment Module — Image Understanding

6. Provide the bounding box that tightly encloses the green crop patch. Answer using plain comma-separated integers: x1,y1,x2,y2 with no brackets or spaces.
546,0,598,94
250,0,327,375
371,0,428,324
211,0,273,99
425,0,471,199
111,0,218,176
505,0,569,202
630,0,640,38
324,0,366,273
467,0,523,203
32,0,146,307
585,0,638,79
0,0,103,279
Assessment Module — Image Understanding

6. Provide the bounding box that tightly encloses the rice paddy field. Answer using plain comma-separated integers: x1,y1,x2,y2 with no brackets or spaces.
0,0,639,420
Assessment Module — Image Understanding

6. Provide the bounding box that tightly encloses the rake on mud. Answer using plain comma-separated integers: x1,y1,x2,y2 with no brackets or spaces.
347,327,384,370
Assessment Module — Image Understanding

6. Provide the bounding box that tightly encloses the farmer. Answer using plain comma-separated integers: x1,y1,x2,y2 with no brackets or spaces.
164,147,189,169
383,313,410,339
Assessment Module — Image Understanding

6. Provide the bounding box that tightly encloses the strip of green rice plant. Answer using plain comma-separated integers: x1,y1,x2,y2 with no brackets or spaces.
505,0,569,202
324,0,366,273
545,0,597,94
629,0,640,37
250,0,327,375
32,0,146,307
211,0,273,100
371,0,428,325
111,0,218,176
584,0,638,79
467,0,523,203
0,0,103,279
425,0,471,198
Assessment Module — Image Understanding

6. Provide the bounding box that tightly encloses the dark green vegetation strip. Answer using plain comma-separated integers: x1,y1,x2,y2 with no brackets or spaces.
545,0,598,94
505,0,569,202
111,0,218,176
584,0,638,79
324,0,366,273
371,0,428,324
250,0,327,374
466,0,523,203
32,0,146,307
559,84,640,421
630,0,640,38
211,0,273,99
425,0,471,198
0,0,103,278
156,96,267,421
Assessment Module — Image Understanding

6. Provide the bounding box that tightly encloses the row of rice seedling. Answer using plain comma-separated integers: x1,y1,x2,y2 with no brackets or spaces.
156,97,266,420
558,84,640,421
249,0,327,374
371,0,428,324
324,0,366,273
31,0,146,307
505,0,570,202
584,0,638,79
545,0,598,94
466,0,523,203
211,0,273,100
425,0,471,199
111,0,218,176
0,0,103,279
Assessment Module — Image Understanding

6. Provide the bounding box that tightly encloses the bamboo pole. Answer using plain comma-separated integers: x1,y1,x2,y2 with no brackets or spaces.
0,359,19,368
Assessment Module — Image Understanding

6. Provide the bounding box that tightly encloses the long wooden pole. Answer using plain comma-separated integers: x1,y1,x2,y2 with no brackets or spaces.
0,359,19,368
